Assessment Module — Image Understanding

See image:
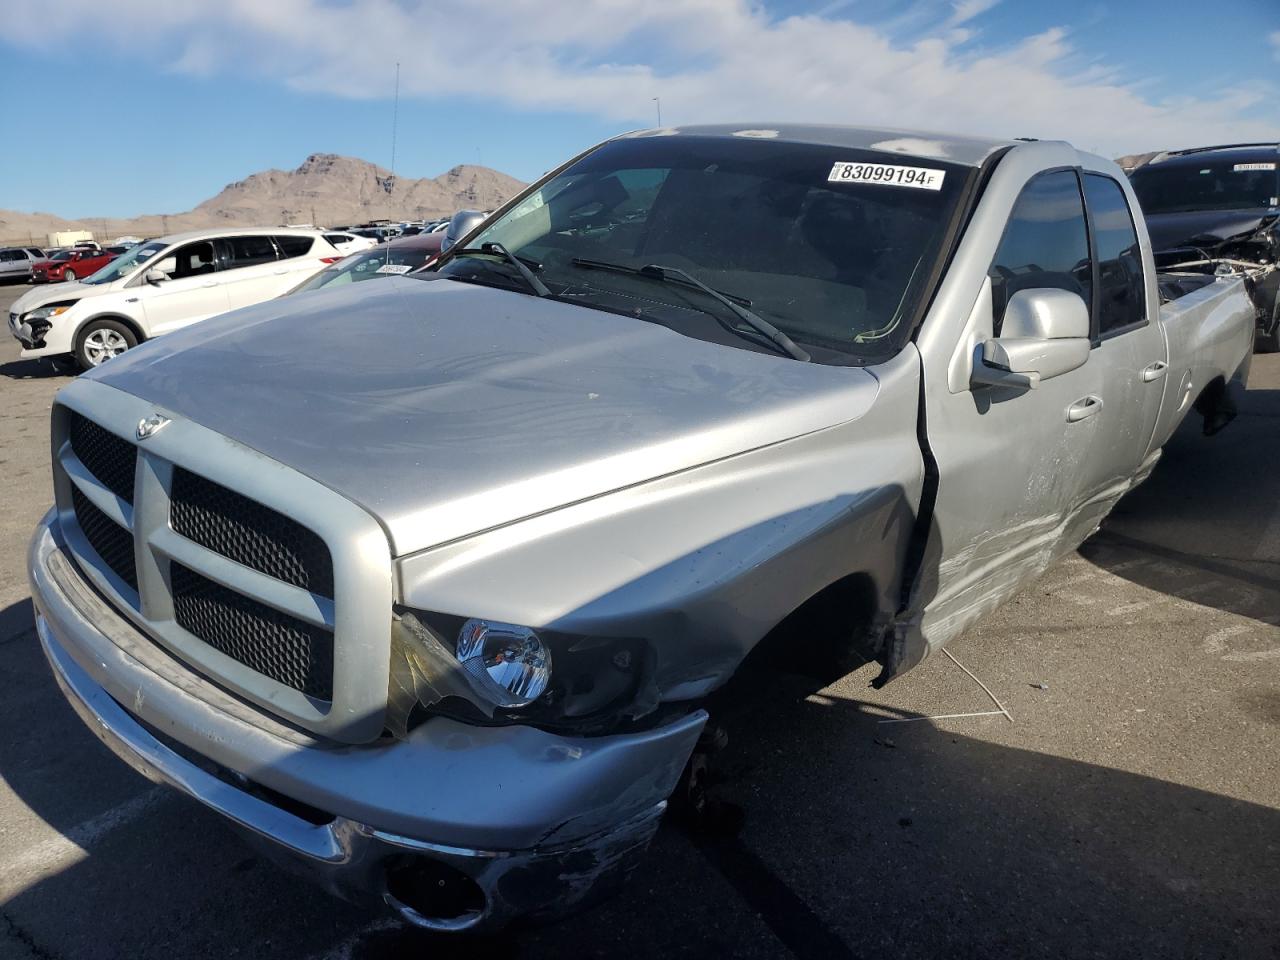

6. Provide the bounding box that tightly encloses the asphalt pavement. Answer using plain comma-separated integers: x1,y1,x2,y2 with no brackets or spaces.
0,281,1276,959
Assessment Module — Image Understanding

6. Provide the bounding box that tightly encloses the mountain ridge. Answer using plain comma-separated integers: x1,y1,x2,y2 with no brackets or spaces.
0,154,525,245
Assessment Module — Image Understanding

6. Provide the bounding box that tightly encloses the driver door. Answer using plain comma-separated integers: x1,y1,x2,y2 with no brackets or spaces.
907,169,1119,672
139,240,230,335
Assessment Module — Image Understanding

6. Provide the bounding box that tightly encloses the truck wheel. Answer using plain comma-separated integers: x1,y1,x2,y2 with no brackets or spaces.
75,320,137,370
1257,305,1280,354
63,269,76,282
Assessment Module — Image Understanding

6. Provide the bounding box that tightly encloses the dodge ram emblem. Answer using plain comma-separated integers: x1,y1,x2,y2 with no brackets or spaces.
136,415,170,441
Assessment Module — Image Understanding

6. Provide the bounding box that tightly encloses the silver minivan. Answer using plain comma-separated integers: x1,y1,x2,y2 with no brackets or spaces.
0,247,46,281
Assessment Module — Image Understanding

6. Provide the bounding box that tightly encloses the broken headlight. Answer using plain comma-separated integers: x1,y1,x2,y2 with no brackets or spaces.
386,609,656,737
455,619,552,708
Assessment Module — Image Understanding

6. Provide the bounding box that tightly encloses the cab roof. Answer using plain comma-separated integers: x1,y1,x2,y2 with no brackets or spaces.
616,123,1018,168
1144,143,1280,169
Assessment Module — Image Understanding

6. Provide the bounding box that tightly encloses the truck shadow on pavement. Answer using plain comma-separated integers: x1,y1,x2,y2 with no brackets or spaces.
1081,385,1280,627
1,604,1277,960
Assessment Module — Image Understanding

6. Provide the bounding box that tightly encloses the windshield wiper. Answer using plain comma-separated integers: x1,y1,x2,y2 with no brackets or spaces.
571,258,810,362
452,242,550,297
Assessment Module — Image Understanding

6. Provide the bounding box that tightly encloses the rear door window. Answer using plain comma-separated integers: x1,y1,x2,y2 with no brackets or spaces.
224,235,279,269
989,170,1092,334
274,235,316,259
1083,174,1147,336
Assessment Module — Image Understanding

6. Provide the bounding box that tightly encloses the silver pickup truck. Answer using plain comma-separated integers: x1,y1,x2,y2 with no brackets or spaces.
29,125,1254,933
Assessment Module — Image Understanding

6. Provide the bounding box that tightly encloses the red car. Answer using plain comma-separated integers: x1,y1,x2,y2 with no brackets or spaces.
31,247,118,283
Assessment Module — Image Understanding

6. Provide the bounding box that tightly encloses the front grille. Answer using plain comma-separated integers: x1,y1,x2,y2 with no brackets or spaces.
71,485,137,590
171,563,334,700
69,412,136,503
170,468,333,597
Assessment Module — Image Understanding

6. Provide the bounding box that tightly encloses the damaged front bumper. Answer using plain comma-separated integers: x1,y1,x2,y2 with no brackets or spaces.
30,513,706,932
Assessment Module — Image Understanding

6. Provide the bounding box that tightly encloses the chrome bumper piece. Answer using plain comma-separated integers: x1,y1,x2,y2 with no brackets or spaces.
30,512,706,931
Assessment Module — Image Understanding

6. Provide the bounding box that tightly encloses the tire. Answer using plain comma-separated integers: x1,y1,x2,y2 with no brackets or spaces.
1257,303,1280,354
63,269,76,282
75,319,137,370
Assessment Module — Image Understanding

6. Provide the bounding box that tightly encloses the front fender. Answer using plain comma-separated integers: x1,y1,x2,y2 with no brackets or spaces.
396,351,925,702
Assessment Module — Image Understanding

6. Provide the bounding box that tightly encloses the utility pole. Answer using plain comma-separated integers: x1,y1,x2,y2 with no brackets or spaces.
652,97,662,128
388,61,400,197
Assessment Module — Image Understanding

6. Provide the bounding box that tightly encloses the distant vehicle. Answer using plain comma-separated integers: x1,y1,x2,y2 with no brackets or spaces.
8,227,346,369
31,247,118,283
104,245,134,256
1128,143,1280,350
323,232,378,257
0,247,48,282
46,229,94,248
285,233,444,295
348,226,399,243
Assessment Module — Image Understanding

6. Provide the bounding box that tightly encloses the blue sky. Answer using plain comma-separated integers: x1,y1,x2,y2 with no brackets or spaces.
1,0,1277,219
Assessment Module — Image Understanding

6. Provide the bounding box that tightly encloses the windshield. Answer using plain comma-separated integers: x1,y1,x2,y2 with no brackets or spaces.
431,136,972,363
81,241,166,285
286,245,436,295
49,250,74,262
1130,159,1279,215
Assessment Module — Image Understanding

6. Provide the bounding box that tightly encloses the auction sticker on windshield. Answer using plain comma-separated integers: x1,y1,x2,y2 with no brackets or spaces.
828,162,945,191
1234,163,1276,172
375,264,413,275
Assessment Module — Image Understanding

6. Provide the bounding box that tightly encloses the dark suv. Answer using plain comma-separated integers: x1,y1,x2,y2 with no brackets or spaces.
1128,143,1280,350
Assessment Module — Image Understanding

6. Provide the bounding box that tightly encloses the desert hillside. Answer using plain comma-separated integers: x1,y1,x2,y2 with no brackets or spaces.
0,154,525,246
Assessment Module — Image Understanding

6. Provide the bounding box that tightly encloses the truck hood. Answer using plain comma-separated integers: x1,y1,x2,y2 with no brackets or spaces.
1144,208,1275,254
10,278,110,314
87,277,883,556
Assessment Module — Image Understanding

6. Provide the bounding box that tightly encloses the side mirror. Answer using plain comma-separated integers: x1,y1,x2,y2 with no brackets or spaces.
144,257,176,285
440,210,487,253
972,288,1090,391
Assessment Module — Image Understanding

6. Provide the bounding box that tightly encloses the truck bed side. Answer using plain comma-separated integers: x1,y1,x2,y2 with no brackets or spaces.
1148,276,1255,453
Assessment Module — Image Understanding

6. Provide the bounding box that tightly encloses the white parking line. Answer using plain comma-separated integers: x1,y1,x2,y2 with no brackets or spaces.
0,787,167,898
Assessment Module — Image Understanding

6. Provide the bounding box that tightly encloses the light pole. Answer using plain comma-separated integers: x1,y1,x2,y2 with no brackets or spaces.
652,97,662,128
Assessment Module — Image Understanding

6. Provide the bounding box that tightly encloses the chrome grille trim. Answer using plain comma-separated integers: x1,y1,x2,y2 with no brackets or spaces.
49,379,393,744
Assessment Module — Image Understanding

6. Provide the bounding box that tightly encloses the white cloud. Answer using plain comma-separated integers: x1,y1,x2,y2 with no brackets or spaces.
947,0,1000,27
1,0,1276,158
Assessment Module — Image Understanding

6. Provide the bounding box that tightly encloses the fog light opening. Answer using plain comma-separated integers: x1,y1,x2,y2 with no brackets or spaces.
384,856,487,931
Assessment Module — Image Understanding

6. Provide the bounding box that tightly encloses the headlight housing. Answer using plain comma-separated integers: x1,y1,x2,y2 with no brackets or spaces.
27,303,74,322
455,619,552,708
387,609,655,737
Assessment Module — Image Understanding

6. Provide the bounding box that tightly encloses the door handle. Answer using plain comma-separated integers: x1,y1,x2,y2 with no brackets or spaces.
1141,361,1168,382
273,268,288,275
1067,395,1103,422
201,280,218,288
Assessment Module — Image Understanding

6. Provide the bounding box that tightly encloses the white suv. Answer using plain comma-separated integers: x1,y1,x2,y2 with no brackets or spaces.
7,228,343,369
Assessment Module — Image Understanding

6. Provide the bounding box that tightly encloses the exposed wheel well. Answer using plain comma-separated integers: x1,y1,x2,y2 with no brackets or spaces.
710,572,884,709
1193,374,1236,436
